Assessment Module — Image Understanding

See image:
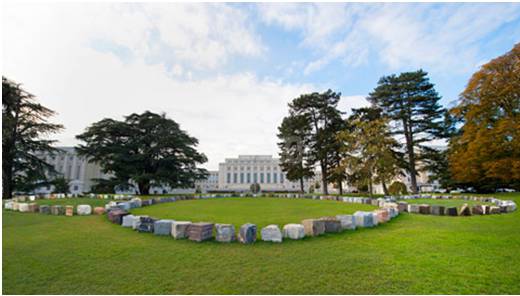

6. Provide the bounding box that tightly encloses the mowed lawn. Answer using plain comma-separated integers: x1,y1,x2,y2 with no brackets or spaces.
3,194,520,294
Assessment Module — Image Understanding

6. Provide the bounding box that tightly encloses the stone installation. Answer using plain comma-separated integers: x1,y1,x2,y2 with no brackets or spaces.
27,203,39,213
335,215,356,230
373,210,389,224
408,204,420,214
122,215,137,228
261,225,282,243
171,221,192,239
319,217,342,233
397,202,408,212
18,203,29,213
282,224,305,240
472,205,484,215
154,220,174,236
93,207,106,215
489,206,501,214
419,204,431,215
302,219,325,236
77,205,92,215
107,209,129,224
137,216,156,232
39,205,51,215
238,223,257,244
446,207,458,216
50,205,65,215
65,206,74,216
215,224,235,242
353,211,374,228
459,204,472,216
188,223,214,242
431,205,445,216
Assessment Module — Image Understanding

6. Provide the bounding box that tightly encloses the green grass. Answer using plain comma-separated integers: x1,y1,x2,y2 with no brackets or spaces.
403,198,492,208
3,193,520,294
131,197,375,230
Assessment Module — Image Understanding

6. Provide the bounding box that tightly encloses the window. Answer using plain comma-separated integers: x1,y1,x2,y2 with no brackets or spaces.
247,173,251,183
73,185,78,191
227,173,231,184
280,173,284,183
240,173,244,183
253,173,258,183
233,173,237,183
260,173,264,183
273,173,277,183
267,173,271,183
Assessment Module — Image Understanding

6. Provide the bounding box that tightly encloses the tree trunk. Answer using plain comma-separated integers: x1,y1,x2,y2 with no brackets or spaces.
403,119,418,193
299,177,304,193
2,167,12,199
368,177,373,198
138,181,150,195
321,164,328,195
382,179,388,196
338,180,343,195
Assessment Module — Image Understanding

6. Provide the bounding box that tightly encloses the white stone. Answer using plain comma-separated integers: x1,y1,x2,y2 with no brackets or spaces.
77,205,92,215
4,201,14,210
171,221,192,239
282,224,305,240
18,203,29,212
335,215,356,230
261,225,282,243
122,215,137,227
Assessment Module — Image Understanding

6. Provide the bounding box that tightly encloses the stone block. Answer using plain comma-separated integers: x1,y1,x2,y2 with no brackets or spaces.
50,205,65,215
419,204,431,215
282,224,305,240
154,220,174,235
12,202,20,211
445,207,458,216
28,203,39,213
171,221,192,239
397,202,408,212
18,203,29,212
370,212,379,226
39,205,50,214
353,211,374,228
215,224,235,242
335,215,356,230
489,206,501,214
121,215,137,227
188,222,214,242
302,219,325,236
93,207,106,215
137,216,156,232
77,205,92,215
238,223,257,244
373,210,389,223
459,204,472,216
408,204,420,214
65,206,74,216
107,209,129,224
4,201,14,210
261,225,282,243
319,217,342,233
471,205,484,215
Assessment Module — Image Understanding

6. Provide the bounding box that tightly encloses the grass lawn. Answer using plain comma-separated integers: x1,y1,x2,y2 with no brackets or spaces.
3,193,520,294
403,198,492,208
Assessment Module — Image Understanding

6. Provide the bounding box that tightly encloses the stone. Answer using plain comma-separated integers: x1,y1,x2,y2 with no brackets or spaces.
489,206,501,214
261,225,282,243
431,205,445,216
50,205,65,215
215,224,235,242
137,216,156,232
471,205,484,215
171,221,192,239
319,217,342,233
282,224,305,240
419,204,431,215
18,203,29,212
64,205,73,216
154,220,174,235
12,202,19,211
188,222,214,242
39,205,50,214
370,212,379,226
93,207,106,215
77,205,92,215
373,210,389,223
408,204,420,214
4,201,14,210
445,207,458,216
27,203,39,213
459,204,472,216
482,205,491,214
302,219,326,236
107,209,129,224
121,215,137,227
353,211,374,228
238,223,257,244
335,215,356,230
117,202,131,211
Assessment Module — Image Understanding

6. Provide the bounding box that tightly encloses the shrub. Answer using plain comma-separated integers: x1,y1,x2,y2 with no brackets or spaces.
388,181,408,195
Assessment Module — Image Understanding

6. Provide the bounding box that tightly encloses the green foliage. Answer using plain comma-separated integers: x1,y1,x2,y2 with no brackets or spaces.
388,181,408,195
52,177,70,193
2,77,63,198
250,183,261,193
76,111,208,194
195,185,202,194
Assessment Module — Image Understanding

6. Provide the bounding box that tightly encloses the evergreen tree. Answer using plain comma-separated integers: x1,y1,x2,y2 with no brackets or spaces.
2,77,63,199
368,70,445,193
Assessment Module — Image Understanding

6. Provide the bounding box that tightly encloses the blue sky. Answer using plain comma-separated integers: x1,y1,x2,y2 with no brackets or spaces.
3,2,520,169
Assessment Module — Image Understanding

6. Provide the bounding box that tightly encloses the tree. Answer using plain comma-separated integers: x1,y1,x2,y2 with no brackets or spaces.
2,77,63,199
76,111,209,194
449,43,520,191
52,177,70,193
250,183,261,193
388,181,408,195
277,113,314,192
368,70,446,193
286,90,345,195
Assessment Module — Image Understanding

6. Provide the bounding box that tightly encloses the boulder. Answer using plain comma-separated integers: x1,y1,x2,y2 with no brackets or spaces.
445,207,458,216
261,225,282,243
353,211,374,228
171,221,192,239
93,207,106,215
302,219,325,236
431,205,445,216
154,220,174,235
188,222,214,242
137,216,156,232
77,205,92,215
419,204,431,215
50,205,65,215
215,224,236,242
27,203,39,213
471,205,484,215
489,206,501,214
107,209,129,224
459,204,472,216
39,205,50,214
335,215,356,230
319,217,342,233
238,223,257,244
282,224,305,240
65,205,74,216
121,215,137,227
18,203,29,212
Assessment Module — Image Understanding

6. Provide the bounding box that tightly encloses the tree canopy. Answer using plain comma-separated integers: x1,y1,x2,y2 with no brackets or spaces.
76,111,209,194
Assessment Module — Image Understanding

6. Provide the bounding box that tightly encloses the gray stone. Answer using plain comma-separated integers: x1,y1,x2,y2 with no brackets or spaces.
335,215,356,230
431,205,445,216
27,203,39,213
188,222,214,242
238,223,257,244
107,209,129,224
302,219,325,236
137,216,156,232
320,217,342,233
398,202,408,212
77,205,92,215
445,207,458,216
121,215,137,227
489,206,501,214
261,225,282,243
154,220,174,235
4,201,14,210
39,205,51,214
18,203,29,212
471,205,484,215
408,204,420,214
171,221,192,239
353,211,374,228
50,205,65,215
419,204,431,215
282,224,305,239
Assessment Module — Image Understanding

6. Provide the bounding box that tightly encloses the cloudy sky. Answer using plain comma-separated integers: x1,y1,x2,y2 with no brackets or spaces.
3,2,520,170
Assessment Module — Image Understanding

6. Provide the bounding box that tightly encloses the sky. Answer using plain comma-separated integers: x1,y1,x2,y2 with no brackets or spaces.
3,2,520,170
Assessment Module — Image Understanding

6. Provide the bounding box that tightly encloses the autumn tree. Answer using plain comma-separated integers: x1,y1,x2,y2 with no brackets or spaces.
449,43,520,191
2,77,63,199
368,70,445,193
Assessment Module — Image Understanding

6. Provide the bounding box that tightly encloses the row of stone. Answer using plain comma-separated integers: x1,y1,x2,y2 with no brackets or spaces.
4,202,106,216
